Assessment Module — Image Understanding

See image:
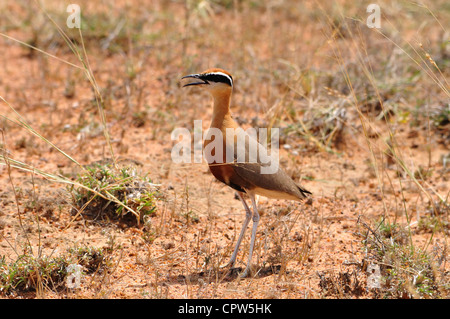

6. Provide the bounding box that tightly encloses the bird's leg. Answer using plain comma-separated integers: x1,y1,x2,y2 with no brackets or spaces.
240,192,260,278
221,191,252,269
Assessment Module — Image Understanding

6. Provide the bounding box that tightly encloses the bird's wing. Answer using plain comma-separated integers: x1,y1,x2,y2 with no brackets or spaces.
224,128,311,200
231,162,310,200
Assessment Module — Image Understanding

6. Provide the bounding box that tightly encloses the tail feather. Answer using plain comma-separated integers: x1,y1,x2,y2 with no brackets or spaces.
297,185,312,198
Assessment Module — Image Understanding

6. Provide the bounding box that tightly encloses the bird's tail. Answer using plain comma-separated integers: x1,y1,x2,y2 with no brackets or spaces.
297,185,312,199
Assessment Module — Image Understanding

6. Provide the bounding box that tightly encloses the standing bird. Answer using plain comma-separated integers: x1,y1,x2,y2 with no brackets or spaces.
181,68,311,277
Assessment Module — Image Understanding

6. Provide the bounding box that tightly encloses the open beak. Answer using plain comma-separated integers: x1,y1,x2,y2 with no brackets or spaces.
181,74,209,87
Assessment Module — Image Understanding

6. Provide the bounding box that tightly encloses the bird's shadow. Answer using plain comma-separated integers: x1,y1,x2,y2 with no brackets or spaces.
160,265,282,286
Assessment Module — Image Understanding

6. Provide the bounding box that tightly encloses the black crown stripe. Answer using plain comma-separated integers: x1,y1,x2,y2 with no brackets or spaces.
202,73,233,86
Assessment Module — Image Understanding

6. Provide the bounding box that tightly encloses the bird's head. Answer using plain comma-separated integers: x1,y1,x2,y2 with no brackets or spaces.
181,68,233,96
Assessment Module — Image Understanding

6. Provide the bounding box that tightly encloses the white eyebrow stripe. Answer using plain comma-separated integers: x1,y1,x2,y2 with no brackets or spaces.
205,72,233,86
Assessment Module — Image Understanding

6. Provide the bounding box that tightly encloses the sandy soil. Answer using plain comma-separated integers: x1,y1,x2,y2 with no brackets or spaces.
0,0,448,299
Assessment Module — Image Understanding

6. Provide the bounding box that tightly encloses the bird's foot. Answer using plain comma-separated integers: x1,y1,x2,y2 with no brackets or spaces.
220,259,235,269
239,266,252,278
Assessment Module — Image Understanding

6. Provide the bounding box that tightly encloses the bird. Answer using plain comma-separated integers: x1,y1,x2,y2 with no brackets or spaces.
181,68,311,277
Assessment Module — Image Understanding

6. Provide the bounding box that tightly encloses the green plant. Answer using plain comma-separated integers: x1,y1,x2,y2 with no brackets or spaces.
431,103,449,130
70,163,158,224
68,246,107,273
0,245,110,296
359,218,447,298
0,254,68,295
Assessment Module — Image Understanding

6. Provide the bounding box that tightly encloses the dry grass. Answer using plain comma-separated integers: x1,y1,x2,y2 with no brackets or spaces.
0,0,448,298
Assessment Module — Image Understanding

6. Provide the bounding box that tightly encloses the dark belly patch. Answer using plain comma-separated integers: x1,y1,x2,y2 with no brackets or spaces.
209,164,246,193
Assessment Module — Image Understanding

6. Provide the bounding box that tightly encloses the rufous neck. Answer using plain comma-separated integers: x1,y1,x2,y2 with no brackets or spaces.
211,92,231,128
